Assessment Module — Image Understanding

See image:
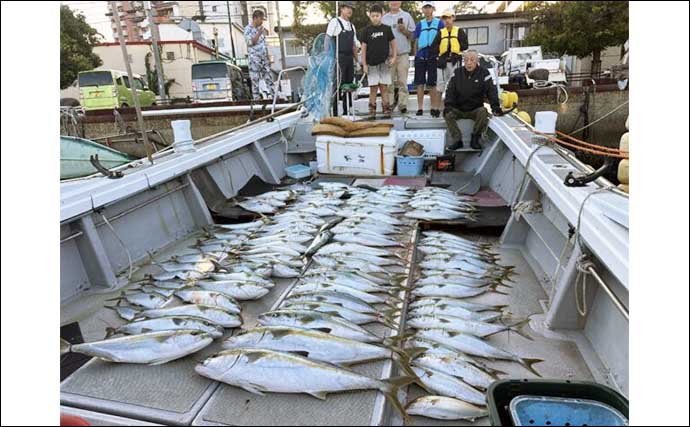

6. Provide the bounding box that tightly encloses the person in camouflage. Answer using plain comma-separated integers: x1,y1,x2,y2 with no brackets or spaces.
244,9,275,100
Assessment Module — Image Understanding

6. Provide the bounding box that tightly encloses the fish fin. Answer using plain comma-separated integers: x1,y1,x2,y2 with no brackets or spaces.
241,383,267,396
60,338,71,356
377,316,399,329
287,351,310,358
383,331,415,347
520,357,544,377
380,376,415,425
307,391,328,400
390,347,428,389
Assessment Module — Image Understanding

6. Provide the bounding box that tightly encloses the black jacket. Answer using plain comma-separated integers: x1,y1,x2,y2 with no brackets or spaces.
445,65,501,113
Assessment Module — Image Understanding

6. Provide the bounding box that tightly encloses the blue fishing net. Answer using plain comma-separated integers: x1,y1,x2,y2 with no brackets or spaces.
301,33,335,121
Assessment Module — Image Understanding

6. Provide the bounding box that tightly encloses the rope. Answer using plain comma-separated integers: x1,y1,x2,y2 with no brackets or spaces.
532,80,569,105
569,100,629,136
101,213,134,280
574,186,616,253
513,200,543,222
510,144,548,209
574,254,595,317
532,129,629,159
556,131,627,154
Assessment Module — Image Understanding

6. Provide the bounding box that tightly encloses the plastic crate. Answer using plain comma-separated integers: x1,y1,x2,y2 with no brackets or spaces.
487,379,629,427
285,164,312,179
396,155,425,176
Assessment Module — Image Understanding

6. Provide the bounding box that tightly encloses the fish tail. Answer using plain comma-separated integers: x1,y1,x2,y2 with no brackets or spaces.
519,357,544,377
509,318,534,341
489,283,510,296
390,347,430,392
380,376,415,425
60,338,72,356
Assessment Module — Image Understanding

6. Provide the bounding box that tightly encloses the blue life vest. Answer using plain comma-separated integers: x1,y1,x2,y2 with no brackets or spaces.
418,18,441,50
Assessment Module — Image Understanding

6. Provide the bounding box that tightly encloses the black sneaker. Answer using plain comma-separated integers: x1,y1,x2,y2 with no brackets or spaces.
400,107,408,114
470,133,482,150
447,140,464,151
416,109,424,116
430,109,440,118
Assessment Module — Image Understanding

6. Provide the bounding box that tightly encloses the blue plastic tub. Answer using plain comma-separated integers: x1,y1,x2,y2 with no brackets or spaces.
396,155,425,176
285,164,312,179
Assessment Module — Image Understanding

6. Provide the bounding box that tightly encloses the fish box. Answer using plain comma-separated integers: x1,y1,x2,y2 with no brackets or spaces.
316,130,398,176
396,129,447,158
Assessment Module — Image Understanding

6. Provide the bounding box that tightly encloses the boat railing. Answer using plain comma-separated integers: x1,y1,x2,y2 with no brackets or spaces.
271,66,307,115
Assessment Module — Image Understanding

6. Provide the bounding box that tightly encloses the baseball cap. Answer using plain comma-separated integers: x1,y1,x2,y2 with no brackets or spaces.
422,1,435,8
441,9,454,18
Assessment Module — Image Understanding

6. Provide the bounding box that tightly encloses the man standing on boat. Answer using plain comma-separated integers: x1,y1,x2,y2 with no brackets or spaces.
443,49,502,150
432,10,468,96
326,1,359,116
412,1,443,117
383,1,416,115
244,9,275,100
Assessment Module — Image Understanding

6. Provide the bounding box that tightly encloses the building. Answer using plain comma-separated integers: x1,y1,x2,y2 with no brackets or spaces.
93,40,222,100
452,11,531,56
108,1,148,42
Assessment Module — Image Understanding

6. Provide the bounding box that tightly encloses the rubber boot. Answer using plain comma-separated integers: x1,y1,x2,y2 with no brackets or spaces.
447,140,464,151
470,133,482,150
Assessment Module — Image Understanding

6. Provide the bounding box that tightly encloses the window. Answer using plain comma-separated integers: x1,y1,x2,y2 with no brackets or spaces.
463,26,489,45
121,75,131,88
166,51,175,60
283,39,306,57
212,5,217,12
78,71,114,87
133,78,145,90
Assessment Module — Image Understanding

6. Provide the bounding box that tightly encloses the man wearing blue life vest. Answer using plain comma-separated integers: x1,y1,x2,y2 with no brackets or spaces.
412,1,444,118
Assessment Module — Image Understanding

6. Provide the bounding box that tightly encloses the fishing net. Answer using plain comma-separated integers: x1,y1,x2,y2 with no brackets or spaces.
301,33,336,121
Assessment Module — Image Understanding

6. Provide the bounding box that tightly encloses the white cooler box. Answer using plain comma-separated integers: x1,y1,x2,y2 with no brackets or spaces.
316,130,398,176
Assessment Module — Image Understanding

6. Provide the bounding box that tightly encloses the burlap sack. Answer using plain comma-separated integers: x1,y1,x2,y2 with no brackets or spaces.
312,124,348,137
347,127,392,138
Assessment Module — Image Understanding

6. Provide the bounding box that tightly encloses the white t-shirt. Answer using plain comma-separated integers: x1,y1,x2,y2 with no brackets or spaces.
326,17,360,48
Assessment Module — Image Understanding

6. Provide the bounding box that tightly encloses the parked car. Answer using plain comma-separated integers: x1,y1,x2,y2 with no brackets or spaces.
192,60,250,103
78,70,157,110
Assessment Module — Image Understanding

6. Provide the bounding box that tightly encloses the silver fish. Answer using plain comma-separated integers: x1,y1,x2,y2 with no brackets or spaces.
413,353,498,390
411,365,486,405
106,316,224,339
140,304,242,328
195,348,412,421
258,310,382,343
65,330,212,365
175,289,242,314
405,396,488,421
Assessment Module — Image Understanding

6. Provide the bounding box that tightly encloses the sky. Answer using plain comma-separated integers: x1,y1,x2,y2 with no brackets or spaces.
62,1,509,42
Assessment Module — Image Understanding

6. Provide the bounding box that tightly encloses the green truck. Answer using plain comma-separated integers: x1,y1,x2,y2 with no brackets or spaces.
78,70,157,110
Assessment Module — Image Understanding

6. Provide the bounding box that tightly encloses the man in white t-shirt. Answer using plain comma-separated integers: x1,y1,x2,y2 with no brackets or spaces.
382,1,415,114
326,1,359,116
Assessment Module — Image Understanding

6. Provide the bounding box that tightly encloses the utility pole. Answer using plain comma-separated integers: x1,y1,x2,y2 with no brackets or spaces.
275,1,287,71
110,1,153,164
213,27,219,59
226,1,236,59
144,1,167,103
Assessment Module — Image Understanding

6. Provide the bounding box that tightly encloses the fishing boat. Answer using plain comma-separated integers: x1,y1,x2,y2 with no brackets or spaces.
60,135,133,180
59,99,629,425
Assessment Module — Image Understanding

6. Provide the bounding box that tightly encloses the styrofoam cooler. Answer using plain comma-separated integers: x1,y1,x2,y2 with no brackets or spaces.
316,130,398,176
396,129,446,157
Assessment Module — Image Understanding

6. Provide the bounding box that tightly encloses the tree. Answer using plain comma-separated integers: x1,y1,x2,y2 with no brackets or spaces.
291,1,423,48
60,5,102,89
144,52,177,96
454,1,478,15
523,1,629,76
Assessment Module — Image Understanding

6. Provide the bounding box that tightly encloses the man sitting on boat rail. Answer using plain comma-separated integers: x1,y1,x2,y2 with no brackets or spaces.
443,49,502,150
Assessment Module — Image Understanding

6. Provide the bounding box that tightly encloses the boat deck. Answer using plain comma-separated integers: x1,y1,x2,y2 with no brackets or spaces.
61,224,600,426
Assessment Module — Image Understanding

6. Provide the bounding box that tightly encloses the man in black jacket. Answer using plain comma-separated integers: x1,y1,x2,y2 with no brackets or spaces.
444,49,502,150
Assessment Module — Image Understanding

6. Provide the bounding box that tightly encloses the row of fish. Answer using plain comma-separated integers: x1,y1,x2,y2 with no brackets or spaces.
195,184,421,422
399,230,541,421
238,184,480,224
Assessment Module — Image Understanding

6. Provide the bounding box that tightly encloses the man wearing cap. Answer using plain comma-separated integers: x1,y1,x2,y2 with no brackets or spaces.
432,10,468,96
443,49,502,150
412,1,443,118
382,1,416,114
326,1,359,116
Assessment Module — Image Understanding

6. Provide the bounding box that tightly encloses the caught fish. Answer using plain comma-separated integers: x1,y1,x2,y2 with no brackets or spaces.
413,353,499,389
140,304,242,328
62,330,213,365
258,310,382,343
281,301,396,327
304,230,333,257
195,349,413,422
411,365,487,405
175,289,242,314
405,396,488,421
415,328,543,376
195,280,270,301
105,316,225,339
